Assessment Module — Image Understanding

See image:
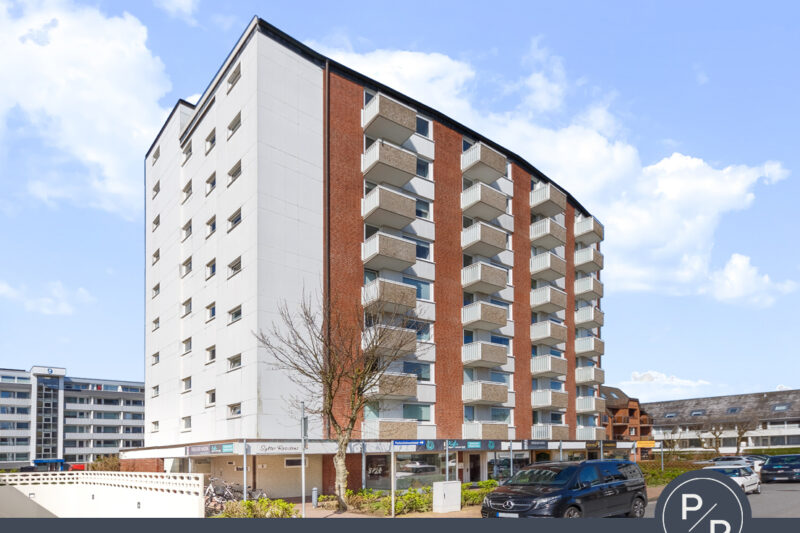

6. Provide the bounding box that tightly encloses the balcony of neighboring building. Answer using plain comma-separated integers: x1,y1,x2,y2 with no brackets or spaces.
462,381,509,405
574,277,604,301
461,221,507,257
362,278,417,314
366,372,418,400
575,336,605,357
530,184,567,217
461,301,508,330
461,261,507,294
462,341,508,368
362,93,416,145
461,142,506,184
362,325,417,357
576,396,606,414
612,416,631,426
530,286,567,313
574,216,604,245
530,252,567,281
530,320,568,346
530,218,566,250
574,247,604,273
362,140,417,188
531,424,569,441
531,390,569,410
576,427,606,441
361,419,420,440
463,421,509,440
640,415,653,426
575,366,605,386
362,232,416,271
575,306,604,329
531,355,568,378
461,182,507,220
362,185,416,229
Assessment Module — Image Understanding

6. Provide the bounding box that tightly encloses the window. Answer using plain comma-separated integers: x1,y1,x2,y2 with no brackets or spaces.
409,321,432,341
364,269,378,284
151,284,160,298
415,199,430,220
416,158,430,179
182,298,192,317
206,258,216,279
464,406,475,422
665,413,677,419
773,404,790,412
152,249,160,265
415,116,430,138
227,112,242,139
402,404,431,422
228,256,242,277
205,128,216,153
180,180,192,202
152,317,160,331
182,337,192,354
227,160,242,186
402,276,431,300
227,63,241,92
182,220,192,241
629,427,636,436
206,172,217,195
181,416,191,431
152,180,160,199
228,208,242,231
403,235,431,260
490,371,509,385
229,305,242,324
550,412,564,424
152,146,160,165
285,458,304,468
182,142,192,165
152,214,160,232
727,407,741,415
151,386,159,398
151,421,159,432
491,408,510,423
690,410,705,417
181,256,192,277
403,362,431,382
463,330,474,344
151,352,160,365
462,138,474,152
228,403,242,418
228,354,242,370
181,377,192,392
206,390,216,406
490,335,510,347
206,302,216,321
206,345,216,363
206,216,216,237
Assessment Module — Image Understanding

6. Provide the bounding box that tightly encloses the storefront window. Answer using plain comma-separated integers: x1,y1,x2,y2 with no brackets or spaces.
365,453,446,491
487,452,529,482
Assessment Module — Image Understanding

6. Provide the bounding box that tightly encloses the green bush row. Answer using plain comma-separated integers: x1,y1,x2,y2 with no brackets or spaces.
213,498,298,518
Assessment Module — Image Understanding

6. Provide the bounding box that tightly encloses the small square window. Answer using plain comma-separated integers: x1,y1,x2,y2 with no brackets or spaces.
182,298,192,317
152,317,160,331
228,257,242,277
181,256,193,277
151,421,159,432
206,345,216,363
152,249,160,265
206,390,216,407
181,377,192,392
415,117,430,138
182,142,192,165
228,160,242,185
152,180,160,199
228,403,242,418
206,216,216,237
182,337,192,354
151,352,160,365
228,354,242,371
152,146,160,166
462,138,474,152
206,172,217,195
181,416,191,431
206,302,216,321
228,305,242,324
151,284,160,298
415,199,430,219
416,158,430,179
182,181,192,203
227,63,241,92
228,208,242,231
182,220,192,241
227,112,242,139
206,258,217,279
205,128,216,153
152,214,160,232
151,386,159,398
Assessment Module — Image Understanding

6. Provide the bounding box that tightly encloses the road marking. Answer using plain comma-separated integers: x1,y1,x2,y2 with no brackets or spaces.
689,503,718,533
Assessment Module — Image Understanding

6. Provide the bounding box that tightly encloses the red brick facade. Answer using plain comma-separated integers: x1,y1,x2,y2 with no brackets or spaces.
321,453,363,494
120,458,164,472
564,203,578,439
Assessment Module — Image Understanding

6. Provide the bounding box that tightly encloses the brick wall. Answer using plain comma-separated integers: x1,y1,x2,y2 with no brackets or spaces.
321,453,363,494
120,458,164,472
512,164,533,439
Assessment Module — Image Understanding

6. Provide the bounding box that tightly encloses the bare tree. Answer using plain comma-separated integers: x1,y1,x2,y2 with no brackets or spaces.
696,422,727,455
661,427,680,457
255,288,420,510
733,416,761,454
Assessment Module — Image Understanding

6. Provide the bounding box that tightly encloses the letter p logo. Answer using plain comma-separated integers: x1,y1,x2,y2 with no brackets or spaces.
682,494,703,520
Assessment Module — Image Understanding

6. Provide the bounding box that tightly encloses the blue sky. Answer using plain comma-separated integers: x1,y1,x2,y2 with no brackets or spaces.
0,0,797,401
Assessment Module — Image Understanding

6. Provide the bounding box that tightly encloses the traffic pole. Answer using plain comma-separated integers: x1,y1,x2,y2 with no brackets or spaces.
301,402,306,518
508,440,513,479
390,441,396,518
445,444,449,482
243,438,247,502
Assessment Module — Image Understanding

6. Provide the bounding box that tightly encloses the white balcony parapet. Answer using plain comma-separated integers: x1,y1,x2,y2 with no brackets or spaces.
462,421,510,440
460,182,507,220
530,252,567,281
530,218,566,250
574,247,604,273
462,341,508,367
461,221,507,257
461,261,507,294
575,366,605,386
530,184,567,217
576,396,606,413
461,142,506,183
575,336,605,356
576,426,606,441
530,286,567,313
531,355,567,377
575,306,604,329
362,93,416,145
575,216,604,245
531,424,569,440
575,277,604,301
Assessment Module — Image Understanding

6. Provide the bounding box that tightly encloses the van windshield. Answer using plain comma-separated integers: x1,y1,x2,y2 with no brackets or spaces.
765,455,800,465
505,465,578,486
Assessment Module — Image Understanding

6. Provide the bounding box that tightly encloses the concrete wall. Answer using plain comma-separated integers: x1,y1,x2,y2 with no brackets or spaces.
207,454,322,498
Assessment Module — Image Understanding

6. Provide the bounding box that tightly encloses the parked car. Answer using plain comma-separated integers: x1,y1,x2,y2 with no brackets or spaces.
703,465,761,494
698,456,763,472
481,460,647,518
742,456,766,473
760,454,800,483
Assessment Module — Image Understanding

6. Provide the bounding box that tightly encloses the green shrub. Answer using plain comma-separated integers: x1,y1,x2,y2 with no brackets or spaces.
461,479,498,506
213,497,298,518
639,460,704,486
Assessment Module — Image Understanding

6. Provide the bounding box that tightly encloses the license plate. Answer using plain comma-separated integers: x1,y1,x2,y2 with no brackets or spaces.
497,512,519,518
774,477,788,480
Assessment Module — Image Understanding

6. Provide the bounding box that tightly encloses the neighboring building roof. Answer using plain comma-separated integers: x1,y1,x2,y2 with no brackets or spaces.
601,386,634,409
642,389,800,425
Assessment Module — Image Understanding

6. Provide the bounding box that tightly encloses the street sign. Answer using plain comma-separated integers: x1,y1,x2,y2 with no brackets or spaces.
586,440,617,450
638,440,656,448
526,440,548,450
393,440,424,446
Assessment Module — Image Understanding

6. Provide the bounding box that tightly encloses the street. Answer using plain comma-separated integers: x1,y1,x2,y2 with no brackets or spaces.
645,483,800,518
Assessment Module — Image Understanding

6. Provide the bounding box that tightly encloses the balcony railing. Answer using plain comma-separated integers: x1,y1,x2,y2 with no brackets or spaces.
575,366,605,386
530,252,567,281
530,219,566,250
462,381,508,405
461,301,508,330
530,355,567,377
366,372,418,400
530,320,568,346
531,424,569,441
362,232,416,271
575,336,605,356
576,427,606,441
530,184,567,217
362,140,417,187
461,142,506,183
576,396,606,414
463,421,509,440
575,216,604,245
362,278,417,314
574,277,604,301
575,247,604,273
362,93,416,145
461,182,507,220
362,325,417,357
461,261,507,294
531,390,568,409
461,222,507,257
362,419,419,439
530,286,567,313
362,185,416,229
575,306,604,329
462,342,508,368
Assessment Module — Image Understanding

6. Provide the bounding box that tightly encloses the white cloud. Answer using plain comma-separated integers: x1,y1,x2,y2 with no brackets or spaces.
705,253,797,307
617,370,714,402
776,384,790,391
185,93,202,105
0,280,93,315
210,13,238,32
0,0,171,217
693,63,709,85
153,0,199,24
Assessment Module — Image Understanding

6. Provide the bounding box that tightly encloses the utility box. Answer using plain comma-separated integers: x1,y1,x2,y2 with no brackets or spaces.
432,480,461,513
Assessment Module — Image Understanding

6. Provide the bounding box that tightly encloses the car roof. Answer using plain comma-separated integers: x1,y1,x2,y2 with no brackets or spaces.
704,464,750,470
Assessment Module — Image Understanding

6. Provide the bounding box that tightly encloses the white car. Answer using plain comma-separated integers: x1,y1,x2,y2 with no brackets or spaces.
703,465,761,494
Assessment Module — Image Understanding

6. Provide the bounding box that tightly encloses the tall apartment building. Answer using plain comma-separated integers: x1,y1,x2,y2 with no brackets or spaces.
143,17,605,453
0,366,145,470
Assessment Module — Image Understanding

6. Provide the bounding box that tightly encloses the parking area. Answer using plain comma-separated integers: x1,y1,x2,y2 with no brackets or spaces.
645,482,800,518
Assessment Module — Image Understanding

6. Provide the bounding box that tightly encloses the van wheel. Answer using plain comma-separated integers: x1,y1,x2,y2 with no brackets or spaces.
563,506,582,518
627,497,646,518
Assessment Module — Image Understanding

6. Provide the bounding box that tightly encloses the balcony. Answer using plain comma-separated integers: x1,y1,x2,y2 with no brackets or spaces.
576,396,606,414
640,415,653,426
532,390,569,410
531,424,569,441
576,427,606,441
463,421,509,440
575,247,604,273
575,336,605,357
363,325,417,357
461,222,507,257
362,279,417,314
530,320,568,346
531,355,567,378
530,252,566,281
362,419,418,439
574,277,604,301
460,182,507,220
530,286,567,313
366,372,418,400
461,261,507,294
362,232,416,271
462,381,508,405
575,216,604,245
461,301,507,330
462,342,508,368
530,184,567,217
361,185,415,229
575,306,604,329
575,366,605,386
461,142,506,184
362,140,417,187
612,416,631,426
362,93,416,145
530,219,566,250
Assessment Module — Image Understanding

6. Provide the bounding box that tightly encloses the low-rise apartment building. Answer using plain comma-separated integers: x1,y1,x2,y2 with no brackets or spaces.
601,386,653,459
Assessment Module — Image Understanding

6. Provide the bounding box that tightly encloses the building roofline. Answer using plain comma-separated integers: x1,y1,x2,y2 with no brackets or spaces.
144,98,196,160
641,389,800,407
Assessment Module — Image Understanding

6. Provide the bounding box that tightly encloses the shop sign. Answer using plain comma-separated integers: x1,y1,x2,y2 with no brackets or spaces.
638,440,656,448
186,443,236,456
250,442,302,455
526,440,548,450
